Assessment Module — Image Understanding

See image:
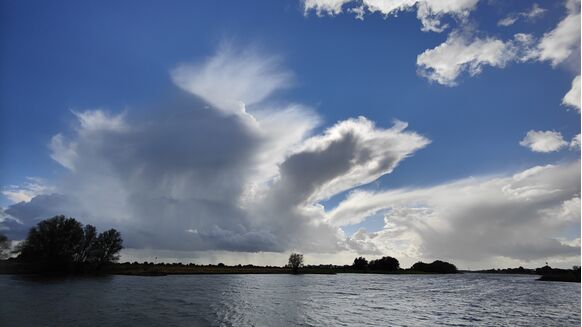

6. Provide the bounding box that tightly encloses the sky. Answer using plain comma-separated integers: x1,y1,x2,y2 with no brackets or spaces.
0,0,580,269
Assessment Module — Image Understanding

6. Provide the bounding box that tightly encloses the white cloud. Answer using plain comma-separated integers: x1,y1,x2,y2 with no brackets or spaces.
519,130,568,153
328,161,581,266
497,16,518,27
536,0,581,67
570,134,581,149
303,0,479,33
171,44,292,116
2,178,55,204
563,75,581,112
48,134,78,171
274,118,429,203
303,0,351,16
416,31,515,86
72,110,128,133
498,3,546,27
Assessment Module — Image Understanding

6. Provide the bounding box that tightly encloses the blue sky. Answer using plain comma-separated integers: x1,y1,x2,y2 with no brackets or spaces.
0,0,580,268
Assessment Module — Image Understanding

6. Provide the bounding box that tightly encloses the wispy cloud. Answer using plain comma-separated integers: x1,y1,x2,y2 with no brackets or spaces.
498,3,546,27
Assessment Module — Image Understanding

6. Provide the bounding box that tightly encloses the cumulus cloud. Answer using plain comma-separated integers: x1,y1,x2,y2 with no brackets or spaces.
303,0,351,16
303,0,479,33
519,130,568,153
563,75,581,112
329,161,581,264
416,31,516,86
536,0,581,68
570,134,581,150
498,3,546,27
2,46,429,256
303,0,578,88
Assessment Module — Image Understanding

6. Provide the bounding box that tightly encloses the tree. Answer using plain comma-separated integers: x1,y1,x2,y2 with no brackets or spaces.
369,256,399,271
0,233,10,260
19,215,84,269
76,225,97,263
410,260,457,274
288,253,304,274
94,229,123,266
352,256,368,270
17,215,123,272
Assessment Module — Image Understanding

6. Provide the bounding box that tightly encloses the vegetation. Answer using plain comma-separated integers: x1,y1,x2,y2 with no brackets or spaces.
477,264,580,283
369,256,400,271
410,260,458,274
15,215,123,273
288,253,304,274
352,256,368,270
537,266,581,283
0,233,9,260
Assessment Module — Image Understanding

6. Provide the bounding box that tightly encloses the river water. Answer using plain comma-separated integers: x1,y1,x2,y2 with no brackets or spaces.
0,273,579,326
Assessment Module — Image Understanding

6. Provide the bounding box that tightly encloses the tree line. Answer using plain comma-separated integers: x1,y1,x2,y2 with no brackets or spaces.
352,256,458,273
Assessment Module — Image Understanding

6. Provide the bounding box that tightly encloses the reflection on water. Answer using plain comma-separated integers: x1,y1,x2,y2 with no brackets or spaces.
0,273,579,326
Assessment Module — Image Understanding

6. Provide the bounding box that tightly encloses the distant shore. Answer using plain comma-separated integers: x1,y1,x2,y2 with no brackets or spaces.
0,260,454,276
1,260,578,282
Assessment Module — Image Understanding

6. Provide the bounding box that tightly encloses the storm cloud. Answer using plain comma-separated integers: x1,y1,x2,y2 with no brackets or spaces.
2,46,429,255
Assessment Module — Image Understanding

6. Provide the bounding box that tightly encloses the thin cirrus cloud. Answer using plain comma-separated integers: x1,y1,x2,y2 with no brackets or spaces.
2,45,430,256
497,3,546,27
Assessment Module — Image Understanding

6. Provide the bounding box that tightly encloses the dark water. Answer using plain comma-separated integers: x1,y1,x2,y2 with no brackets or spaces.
0,273,579,326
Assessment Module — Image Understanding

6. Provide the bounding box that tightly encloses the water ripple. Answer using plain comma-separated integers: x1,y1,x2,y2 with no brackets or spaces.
0,273,579,326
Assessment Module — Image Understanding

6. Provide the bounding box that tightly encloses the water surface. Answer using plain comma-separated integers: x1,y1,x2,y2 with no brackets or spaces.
0,273,579,326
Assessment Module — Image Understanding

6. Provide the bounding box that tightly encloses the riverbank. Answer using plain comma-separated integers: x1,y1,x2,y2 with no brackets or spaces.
0,260,452,276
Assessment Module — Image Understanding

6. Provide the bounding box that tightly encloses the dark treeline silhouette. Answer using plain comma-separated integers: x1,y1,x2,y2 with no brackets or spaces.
479,264,581,283
410,260,458,274
351,256,457,273
352,256,401,272
13,215,123,273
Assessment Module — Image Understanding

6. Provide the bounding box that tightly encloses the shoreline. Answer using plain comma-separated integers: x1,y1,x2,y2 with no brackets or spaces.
1,261,578,282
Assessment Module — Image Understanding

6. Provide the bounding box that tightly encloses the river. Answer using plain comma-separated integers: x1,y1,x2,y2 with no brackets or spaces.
0,273,579,326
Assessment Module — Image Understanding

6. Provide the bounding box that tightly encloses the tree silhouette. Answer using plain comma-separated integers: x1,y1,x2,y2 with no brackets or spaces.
288,253,304,274
411,260,457,273
0,233,9,260
17,215,123,272
369,256,399,271
95,229,123,265
352,256,368,270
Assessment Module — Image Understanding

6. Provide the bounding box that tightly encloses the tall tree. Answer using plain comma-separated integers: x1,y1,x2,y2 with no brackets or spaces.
95,229,123,265
288,253,304,274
